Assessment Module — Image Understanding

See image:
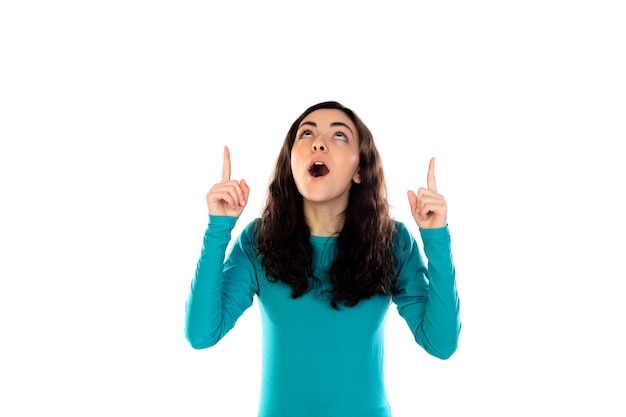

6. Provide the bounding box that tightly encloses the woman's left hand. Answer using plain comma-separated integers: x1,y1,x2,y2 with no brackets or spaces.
407,157,448,229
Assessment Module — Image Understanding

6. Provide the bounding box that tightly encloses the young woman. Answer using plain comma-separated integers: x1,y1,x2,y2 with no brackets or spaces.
185,101,461,417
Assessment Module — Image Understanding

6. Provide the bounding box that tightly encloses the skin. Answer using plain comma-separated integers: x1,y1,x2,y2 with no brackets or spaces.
205,145,250,218
206,114,448,232
407,157,448,229
290,109,362,236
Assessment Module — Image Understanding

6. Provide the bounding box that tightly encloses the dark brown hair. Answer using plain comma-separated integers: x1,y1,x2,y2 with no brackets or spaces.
256,101,398,309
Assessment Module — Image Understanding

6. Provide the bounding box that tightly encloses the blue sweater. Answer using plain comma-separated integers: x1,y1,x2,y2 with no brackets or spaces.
185,215,461,417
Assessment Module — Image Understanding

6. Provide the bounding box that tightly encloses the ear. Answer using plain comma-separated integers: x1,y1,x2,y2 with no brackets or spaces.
352,170,361,184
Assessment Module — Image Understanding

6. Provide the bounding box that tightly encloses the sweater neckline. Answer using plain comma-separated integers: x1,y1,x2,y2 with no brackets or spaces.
309,235,336,245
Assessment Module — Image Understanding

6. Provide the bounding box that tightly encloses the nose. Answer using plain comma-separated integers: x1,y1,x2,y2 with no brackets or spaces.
312,136,328,152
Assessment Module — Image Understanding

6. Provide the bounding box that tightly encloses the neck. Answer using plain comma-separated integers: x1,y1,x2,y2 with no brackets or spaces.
303,201,346,237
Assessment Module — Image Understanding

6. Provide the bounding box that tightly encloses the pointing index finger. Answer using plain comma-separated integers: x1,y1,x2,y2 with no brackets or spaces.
427,157,437,192
222,146,231,181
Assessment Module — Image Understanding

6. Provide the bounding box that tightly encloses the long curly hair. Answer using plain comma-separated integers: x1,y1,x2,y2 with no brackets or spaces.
256,101,399,309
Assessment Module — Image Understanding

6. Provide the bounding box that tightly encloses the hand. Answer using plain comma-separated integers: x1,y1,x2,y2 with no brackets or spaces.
206,146,250,217
407,157,448,229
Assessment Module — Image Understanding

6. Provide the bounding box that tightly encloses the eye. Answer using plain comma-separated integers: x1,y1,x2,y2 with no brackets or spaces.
334,131,348,142
299,130,313,139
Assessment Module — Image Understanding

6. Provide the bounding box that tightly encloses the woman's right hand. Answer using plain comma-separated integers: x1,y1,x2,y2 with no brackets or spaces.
206,146,250,217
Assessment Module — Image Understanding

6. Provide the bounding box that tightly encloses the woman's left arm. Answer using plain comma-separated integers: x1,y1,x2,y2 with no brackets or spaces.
397,157,461,359
393,224,461,359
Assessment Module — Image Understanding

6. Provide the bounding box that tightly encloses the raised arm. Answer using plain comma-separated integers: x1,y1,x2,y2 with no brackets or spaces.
184,146,256,349
396,158,460,359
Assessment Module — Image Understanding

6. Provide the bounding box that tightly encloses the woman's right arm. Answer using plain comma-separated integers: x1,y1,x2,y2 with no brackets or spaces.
184,215,258,349
184,146,254,349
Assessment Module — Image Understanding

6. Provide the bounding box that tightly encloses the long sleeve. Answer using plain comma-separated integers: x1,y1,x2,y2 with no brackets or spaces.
392,222,461,359
184,215,259,349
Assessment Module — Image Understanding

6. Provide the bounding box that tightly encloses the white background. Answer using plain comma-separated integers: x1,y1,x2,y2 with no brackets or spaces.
1,1,625,416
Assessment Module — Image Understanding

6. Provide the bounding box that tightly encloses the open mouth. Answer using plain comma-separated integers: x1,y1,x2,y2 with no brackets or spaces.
309,161,329,178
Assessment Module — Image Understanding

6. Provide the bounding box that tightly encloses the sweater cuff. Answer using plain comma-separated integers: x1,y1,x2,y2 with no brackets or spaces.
419,225,450,242
208,214,238,231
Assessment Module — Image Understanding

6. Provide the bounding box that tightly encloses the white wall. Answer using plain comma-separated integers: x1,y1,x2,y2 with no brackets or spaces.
1,1,625,416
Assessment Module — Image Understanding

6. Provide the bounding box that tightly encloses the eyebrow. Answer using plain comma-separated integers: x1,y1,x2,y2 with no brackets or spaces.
298,121,354,135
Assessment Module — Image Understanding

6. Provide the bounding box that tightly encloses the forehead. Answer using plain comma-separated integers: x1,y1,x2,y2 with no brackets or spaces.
301,108,356,130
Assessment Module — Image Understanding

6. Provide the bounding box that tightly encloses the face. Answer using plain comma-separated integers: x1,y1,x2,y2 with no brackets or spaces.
290,108,361,210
